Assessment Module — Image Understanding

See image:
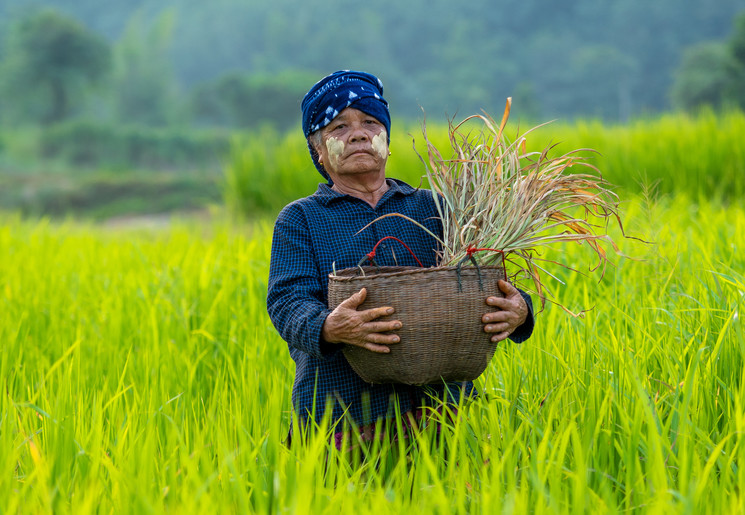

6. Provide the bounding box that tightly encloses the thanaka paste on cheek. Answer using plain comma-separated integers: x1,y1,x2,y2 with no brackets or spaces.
325,137,344,167
371,130,388,159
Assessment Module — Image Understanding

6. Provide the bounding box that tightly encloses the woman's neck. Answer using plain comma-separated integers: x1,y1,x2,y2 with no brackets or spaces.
331,175,390,207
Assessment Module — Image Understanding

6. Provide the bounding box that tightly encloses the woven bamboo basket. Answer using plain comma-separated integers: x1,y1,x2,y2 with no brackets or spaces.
327,264,506,385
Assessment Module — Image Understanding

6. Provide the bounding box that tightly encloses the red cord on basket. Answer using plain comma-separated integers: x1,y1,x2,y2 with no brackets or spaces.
366,236,424,267
465,245,505,259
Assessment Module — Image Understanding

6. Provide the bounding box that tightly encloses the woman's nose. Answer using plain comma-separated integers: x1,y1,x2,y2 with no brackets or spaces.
348,123,369,142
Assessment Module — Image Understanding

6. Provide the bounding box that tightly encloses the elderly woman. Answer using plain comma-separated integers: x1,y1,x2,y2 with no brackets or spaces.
267,70,534,446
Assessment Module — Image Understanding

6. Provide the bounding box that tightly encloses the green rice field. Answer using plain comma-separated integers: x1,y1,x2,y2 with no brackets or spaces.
2,112,745,513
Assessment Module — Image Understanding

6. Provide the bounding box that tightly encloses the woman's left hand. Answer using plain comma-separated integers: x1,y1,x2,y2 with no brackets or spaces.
482,280,529,343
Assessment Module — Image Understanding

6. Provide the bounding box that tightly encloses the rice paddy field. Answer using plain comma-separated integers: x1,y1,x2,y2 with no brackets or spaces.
2,111,745,513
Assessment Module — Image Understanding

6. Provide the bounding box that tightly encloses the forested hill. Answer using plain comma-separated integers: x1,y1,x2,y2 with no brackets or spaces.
1,0,743,121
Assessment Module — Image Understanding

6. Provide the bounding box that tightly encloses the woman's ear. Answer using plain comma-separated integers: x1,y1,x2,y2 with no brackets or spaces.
311,131,323,149
309,132,326,166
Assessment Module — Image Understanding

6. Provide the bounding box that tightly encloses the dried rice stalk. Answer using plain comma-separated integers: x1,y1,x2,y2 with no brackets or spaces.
384,98,632,315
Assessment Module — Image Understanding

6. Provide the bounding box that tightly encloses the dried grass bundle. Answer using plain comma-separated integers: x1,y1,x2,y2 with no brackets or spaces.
375,98,631,315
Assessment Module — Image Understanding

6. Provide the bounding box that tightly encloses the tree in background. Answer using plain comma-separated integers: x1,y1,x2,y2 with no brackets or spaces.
671,43,733,110
725,13,745,109
110,10,182,126
511,82,541,123
672,12,745,111
0,9,110,125
1,0,742,127
570,46,638,122
190,70,318,131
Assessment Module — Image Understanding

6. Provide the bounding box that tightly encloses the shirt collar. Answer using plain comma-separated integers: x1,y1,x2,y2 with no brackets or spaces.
312,178,417,206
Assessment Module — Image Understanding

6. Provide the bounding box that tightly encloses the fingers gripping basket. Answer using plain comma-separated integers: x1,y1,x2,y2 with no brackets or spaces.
327,239,506,385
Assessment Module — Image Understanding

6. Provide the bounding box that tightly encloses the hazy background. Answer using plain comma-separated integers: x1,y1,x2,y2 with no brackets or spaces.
0,0,743,219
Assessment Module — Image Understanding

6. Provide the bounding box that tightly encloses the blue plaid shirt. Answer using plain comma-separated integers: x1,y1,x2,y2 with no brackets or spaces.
267,178,534,430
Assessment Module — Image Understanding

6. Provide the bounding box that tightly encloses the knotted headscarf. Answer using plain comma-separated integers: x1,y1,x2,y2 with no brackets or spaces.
301,70,391,180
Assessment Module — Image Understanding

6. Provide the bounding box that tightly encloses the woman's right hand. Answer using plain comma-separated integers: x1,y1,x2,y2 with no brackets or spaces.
322,288,402,353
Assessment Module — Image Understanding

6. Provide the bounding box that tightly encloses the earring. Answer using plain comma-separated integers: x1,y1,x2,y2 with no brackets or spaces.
388,150,392,156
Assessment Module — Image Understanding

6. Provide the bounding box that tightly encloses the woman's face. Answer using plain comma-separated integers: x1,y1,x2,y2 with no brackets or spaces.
313,107,388,181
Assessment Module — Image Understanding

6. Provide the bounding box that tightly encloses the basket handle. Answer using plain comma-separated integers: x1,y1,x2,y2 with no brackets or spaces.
455,246,506,292
357,236,424,268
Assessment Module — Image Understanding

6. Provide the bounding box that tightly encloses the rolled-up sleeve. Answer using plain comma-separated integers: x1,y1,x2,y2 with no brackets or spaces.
509,290,534,343
266,206,335,359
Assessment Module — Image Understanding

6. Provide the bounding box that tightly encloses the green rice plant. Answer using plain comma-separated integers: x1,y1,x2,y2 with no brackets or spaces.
521,107,745,201
1,192,744,513
222,127,318,217
221,109,745,218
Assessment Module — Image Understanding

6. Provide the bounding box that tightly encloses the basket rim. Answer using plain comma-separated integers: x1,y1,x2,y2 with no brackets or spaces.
328,264,506,283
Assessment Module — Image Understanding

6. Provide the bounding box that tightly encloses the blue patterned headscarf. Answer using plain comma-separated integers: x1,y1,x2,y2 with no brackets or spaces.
301,70,391,180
